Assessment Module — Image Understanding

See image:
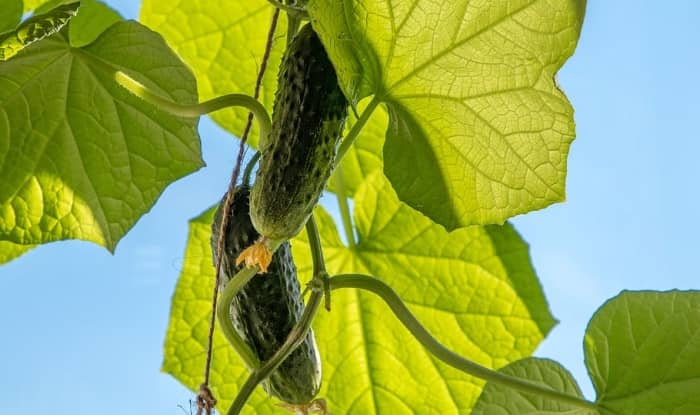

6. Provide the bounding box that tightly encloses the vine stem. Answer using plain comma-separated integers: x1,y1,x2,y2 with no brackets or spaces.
216,241,282,371
284,7,302,46
215,267,260,369
334,97,380,166
226,217,326,415
242,152,261,186
333,171,356,247
329,273,599,411
306,215,327,274
329,98,380,248
114,71,271,145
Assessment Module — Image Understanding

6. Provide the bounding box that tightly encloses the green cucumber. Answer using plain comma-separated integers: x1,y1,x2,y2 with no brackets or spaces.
250,23,348,241
211,186,322,404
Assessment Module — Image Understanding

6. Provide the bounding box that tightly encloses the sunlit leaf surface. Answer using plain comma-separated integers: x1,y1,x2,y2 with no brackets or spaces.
310,0,586,229
0,21,201,250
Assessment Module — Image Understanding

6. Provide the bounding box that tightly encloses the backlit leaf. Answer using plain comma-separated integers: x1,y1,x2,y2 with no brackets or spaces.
309,0,586,229
0,21,201,251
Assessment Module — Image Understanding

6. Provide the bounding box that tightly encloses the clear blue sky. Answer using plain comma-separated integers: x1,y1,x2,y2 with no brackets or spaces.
1,1,699,413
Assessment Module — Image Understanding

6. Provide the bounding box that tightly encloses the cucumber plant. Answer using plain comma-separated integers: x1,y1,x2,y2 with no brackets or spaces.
1,1,699,415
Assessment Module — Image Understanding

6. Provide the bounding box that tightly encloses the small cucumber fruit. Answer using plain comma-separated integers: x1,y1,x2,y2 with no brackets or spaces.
250,23,348,243
211,186,322,404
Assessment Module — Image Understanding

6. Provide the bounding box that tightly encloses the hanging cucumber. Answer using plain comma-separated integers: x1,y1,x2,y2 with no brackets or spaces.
211,186,323,406
238,23,348,272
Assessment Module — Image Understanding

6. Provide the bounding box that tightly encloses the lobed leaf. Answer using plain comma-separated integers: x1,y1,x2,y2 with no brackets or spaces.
585,290,700,415
309,0,586,229
0,21,201,251
473,290,700,415
472,357,595,415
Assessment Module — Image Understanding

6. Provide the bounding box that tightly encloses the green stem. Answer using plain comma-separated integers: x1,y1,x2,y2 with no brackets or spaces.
306,215,332,310
114,71,271,145
334,97,380,166
243,152,261,186
216,267,260,370
227,218,327,415
329,273,599,411
333,172,356,247
216,241,282,371
306,215,327,274
286,13,301,45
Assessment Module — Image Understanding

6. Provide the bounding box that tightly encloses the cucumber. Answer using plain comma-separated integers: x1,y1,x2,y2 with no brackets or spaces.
211,186,322,404
250,23,348,242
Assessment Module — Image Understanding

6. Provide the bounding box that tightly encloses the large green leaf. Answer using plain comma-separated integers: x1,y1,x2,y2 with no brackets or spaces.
140,0,287,147
163,172,555,413
0,241,34,265
473,291,700,415
0,0,22,34
472,358,595,415
585,290,700,415
309,0,586,229
0,21,201,251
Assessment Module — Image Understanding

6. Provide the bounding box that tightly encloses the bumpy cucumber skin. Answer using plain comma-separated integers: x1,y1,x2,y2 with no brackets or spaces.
251,23,348,241
211,187,322,404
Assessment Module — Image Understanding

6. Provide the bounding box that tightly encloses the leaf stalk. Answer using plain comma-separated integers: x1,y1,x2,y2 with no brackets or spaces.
242,152,261,186
329,273,599,411
114,71,272,145
333,170,356,247
334,97,380,165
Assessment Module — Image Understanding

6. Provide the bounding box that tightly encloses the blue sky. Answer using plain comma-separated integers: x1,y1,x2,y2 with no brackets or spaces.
1,0,699,413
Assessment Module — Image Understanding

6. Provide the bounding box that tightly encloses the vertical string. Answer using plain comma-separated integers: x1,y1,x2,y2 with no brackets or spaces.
198,8,281,413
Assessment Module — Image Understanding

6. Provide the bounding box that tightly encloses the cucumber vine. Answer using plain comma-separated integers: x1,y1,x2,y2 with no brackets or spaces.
3,1,697,415
114,26,596,414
